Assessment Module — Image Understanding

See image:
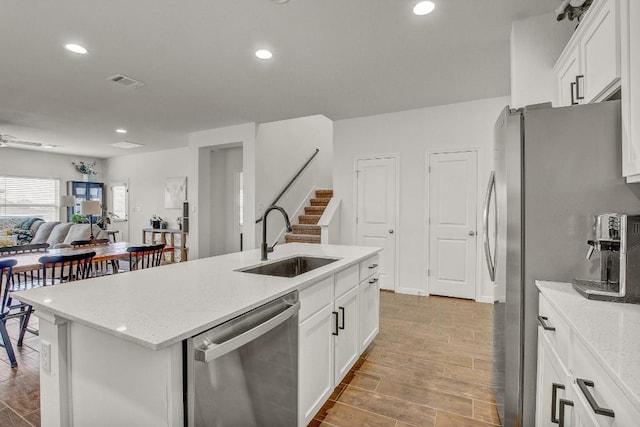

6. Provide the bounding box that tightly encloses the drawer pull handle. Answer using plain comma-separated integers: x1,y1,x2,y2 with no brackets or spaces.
551,383,565,424
537,315,556,331
575,75,584,100
558,399,573,427
576,378,615,418
369,278,378,284
338,307,345,330
570,81,578,105
368,264,378,269
332,311,339,336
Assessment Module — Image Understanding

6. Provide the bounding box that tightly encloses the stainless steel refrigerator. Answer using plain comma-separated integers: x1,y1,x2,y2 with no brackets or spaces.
484,100,640,426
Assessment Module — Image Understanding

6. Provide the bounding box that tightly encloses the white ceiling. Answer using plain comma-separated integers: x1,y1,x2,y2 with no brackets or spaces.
0,0,558,158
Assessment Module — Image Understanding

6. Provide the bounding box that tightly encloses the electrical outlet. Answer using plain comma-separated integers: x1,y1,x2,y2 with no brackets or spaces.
41,340,51,374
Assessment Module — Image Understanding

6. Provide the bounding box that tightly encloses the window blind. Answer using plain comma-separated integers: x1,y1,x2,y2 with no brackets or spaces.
0,176,60,221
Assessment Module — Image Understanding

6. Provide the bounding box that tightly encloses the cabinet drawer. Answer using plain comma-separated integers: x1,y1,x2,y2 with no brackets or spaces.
538,293,570,368
299,276,334,323
571,337,640,427
571,336,640,426
335,265,359,298
359,254,379,282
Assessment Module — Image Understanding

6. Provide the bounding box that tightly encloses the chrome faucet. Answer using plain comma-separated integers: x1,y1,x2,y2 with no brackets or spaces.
261,205,292,261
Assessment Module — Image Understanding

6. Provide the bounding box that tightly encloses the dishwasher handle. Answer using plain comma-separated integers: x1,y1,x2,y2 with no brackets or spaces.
195,301,300,363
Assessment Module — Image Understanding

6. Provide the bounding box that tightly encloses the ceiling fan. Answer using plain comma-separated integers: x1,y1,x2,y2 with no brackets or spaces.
0,133,43,148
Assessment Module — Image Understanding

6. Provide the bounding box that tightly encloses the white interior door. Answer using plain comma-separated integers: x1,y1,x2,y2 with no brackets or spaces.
356,157,397,291
108,181,129,242
428,151,478,299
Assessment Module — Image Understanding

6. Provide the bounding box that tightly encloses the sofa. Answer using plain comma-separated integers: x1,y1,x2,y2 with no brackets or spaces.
0,216,107,248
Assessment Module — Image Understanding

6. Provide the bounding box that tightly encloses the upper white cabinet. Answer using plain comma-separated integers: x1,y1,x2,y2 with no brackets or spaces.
554,0,621,107
621,0,640,181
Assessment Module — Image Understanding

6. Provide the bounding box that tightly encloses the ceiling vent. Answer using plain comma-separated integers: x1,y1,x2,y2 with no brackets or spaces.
106,74,145,89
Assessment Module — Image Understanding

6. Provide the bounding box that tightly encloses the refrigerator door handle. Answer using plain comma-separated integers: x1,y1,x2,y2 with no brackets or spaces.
482,170,496,281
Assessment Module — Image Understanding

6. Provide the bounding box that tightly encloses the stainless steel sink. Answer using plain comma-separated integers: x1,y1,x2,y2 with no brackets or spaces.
238,256,340,278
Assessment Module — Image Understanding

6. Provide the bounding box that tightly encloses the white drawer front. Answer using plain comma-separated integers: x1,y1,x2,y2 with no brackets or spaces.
299,276,334,323
538,293,571,368
571,336,640,426
359,254,379,282
335,265,359,298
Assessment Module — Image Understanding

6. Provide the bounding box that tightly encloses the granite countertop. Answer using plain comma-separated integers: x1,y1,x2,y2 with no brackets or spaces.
536,281,640,411
14,243,381,351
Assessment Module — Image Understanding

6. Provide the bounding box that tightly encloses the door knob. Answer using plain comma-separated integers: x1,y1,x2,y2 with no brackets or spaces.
389,229,394,234
469,230,476,236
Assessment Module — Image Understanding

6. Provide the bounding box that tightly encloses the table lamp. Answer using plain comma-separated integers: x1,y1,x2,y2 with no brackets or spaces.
61,195,76,222
80,200,101,239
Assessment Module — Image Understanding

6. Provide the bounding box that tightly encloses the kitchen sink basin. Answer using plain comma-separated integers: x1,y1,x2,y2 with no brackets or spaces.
238,256,340,278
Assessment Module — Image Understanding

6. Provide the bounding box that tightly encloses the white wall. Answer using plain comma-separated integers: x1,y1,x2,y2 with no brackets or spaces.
188,123,256,259
105,148,190,244
333,97,509,301
255,115,333,246
0,147,106,221
510,12,574,108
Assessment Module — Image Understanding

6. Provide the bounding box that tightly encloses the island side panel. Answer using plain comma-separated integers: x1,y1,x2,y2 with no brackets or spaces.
38,313,71,427
68,321,183,426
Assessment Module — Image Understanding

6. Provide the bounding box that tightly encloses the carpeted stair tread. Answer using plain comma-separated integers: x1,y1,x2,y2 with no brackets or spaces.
299,215,322,224
315,189,333,198
304,206,326,215
285,234,321,243
292,224,321,235
310,198,330,206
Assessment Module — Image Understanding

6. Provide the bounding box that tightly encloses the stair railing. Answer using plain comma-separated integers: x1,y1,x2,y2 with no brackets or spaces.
255,148,320,224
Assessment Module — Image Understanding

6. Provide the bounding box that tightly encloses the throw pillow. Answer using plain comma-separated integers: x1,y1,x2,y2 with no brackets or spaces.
10,229,34,245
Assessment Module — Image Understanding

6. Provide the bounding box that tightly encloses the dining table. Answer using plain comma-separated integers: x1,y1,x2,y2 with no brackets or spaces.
1,242,174,273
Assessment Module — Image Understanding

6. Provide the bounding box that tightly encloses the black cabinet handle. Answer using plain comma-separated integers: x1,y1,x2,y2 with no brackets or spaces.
577,378,615,417
571,82,578,105
339,307,345,330
369,277,378,284
332,311,339,336
559,399,573,427
551,383,565,423
368,264,378,269
537,315,556,331
575,75,584,100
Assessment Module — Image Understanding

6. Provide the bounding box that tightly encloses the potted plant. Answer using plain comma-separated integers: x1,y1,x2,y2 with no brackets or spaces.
556,0,593,23
70,213,89,224
150,214,163,229
72,161,98,181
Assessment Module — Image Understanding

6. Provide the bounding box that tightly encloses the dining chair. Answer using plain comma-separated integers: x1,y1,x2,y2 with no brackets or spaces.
126,244,165,271
38,251,96,285
0,258,33,368
71,239,116,276
2,243,51,300
0,243,50,256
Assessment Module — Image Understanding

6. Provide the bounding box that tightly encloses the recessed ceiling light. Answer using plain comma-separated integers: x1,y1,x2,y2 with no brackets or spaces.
64,43,88,54
111,141,144,149
42,144,60,149
255,49,273,60
116,128,127,134
413,1,435,16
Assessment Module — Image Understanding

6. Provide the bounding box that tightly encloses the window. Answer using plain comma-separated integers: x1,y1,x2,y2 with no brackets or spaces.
110,183,128,221
0,176,60,221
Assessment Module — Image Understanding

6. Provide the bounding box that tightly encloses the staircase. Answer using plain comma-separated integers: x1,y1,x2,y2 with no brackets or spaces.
285,189,333,244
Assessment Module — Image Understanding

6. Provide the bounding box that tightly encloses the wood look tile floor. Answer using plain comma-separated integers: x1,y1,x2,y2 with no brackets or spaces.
0,291,499,427
310,291,500,427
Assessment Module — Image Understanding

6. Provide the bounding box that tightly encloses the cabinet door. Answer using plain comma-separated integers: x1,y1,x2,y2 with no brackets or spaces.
622,0,640,179
359,275,379,352
535,327,571,427
557,48,581,107
299,303,334,427
579,0,620,103
334,286,359,384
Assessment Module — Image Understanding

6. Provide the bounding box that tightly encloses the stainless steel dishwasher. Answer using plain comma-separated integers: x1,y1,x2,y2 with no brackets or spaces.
186,291,299,427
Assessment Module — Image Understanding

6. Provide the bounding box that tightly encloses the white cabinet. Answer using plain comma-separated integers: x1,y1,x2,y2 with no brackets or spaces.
536,289,640,427
535,327,571,427
298,264,360,426
333,286,359,383
554,0,621,107
621,0,640,180
358,254,380,352
299,303,334,426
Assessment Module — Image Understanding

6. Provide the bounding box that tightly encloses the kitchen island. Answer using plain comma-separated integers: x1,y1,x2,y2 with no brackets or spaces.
14,243,381,427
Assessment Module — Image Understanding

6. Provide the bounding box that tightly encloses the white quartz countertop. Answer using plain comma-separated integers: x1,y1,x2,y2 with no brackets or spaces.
14,243,381,351
536,281,640,411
